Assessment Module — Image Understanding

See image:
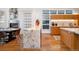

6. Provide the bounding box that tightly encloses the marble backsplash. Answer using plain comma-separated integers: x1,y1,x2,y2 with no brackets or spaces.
0,21,9,28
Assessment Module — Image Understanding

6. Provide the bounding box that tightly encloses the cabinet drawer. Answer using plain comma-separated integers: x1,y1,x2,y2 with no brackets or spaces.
51,27,60,35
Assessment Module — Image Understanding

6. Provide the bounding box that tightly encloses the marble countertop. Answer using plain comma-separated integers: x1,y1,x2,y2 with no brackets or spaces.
60,28,79,35
22,28,40,48
51,26,79,28
0,28,20,32
23,28,40,30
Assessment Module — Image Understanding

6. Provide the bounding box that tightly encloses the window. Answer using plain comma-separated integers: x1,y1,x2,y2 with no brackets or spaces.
58,10,64,14
66,10,72,14
50,10,57,14
42,10,50,30
43,25,49,29
43,10,49,14
43,20,49,24
42,14,49,19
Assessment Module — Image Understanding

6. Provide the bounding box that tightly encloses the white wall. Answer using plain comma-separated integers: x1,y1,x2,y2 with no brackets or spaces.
0,8,9,28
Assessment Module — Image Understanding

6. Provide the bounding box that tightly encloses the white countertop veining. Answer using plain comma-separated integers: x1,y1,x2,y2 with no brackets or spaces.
60,28,79,34
0,28,20,31
22,29,40,48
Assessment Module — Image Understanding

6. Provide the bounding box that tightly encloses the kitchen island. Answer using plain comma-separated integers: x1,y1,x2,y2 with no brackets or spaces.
60,28,79,51
0,28,20,44
51,26,79,35
21,28,40,48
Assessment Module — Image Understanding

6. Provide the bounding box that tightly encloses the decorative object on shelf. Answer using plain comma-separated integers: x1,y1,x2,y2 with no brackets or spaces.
9,8,18,20
35,19,40,28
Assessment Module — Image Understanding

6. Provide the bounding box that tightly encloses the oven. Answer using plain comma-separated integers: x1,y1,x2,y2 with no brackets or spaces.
10,23,19,28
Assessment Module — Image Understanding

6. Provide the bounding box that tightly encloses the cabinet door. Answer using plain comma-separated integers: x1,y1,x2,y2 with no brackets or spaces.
18,8,32,29
60,30,75,50
65,32,74,49
74,34,79,50
51,27,60,35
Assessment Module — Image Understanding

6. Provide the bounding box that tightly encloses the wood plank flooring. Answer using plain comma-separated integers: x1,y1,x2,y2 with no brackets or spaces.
0,33,66,51
41,34,60,51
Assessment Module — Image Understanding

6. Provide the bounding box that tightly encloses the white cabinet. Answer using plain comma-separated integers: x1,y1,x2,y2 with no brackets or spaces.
18,8,33,29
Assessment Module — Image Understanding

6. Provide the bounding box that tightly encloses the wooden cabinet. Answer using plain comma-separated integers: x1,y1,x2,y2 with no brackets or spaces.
74,34,79,50
60,29,79,51
50,14,79,19
77,19,79,26
51,27,60,35
61,30,75,50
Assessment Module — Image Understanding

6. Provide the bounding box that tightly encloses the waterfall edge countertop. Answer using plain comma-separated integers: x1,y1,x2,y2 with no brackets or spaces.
60,28,79,35
0,28,20,32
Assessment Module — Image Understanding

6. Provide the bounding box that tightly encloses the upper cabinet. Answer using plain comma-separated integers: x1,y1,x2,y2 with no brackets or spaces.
50,14,79,19
50,9,79,19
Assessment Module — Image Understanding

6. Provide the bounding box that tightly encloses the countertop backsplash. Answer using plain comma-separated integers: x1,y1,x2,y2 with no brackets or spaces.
51,20,75,27
0,21,9,29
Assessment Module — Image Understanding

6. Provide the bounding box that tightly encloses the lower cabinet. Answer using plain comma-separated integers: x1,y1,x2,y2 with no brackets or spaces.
51,27,60,35
0,32,16,44
74,34,79,50
60,29,79,51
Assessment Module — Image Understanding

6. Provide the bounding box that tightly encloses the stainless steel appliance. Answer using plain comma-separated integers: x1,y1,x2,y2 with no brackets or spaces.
10,23,19,28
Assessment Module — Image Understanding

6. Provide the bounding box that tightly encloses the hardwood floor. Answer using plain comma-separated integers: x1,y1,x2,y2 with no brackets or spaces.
41,34,60,51
0,35,21,51
0,33,67,51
